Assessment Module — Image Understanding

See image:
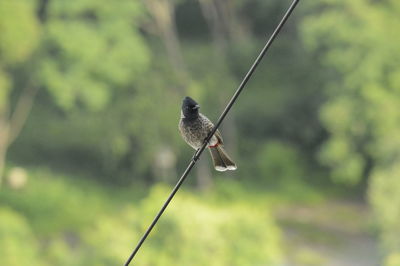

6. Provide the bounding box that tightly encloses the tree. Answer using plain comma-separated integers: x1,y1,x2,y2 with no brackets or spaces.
38,0,150,111
0,0,151,185
0,0,40,186
144,0,217,189
301,0,400,257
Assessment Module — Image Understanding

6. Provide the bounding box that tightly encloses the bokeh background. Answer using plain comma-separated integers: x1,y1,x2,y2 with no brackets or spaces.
1,0,400,265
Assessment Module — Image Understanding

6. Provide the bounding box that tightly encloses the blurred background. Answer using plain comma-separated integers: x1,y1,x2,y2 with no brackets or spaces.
1,0,399,265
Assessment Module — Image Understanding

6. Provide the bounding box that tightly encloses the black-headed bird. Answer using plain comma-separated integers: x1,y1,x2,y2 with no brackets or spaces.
179,96,237,171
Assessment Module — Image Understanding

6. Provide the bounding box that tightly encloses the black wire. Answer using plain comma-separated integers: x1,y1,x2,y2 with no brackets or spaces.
124,0,300,265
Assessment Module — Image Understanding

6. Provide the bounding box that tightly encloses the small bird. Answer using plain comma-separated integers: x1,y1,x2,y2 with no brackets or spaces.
179,96,237,172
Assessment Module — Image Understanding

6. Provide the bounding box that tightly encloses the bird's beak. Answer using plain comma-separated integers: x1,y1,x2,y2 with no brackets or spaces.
193,104,200,110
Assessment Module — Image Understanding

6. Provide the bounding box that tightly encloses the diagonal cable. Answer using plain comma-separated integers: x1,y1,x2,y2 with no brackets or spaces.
124,0,300,264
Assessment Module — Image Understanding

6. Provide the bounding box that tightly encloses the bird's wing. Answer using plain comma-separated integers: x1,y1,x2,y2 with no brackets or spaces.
200,113,224,145
215,129,224,145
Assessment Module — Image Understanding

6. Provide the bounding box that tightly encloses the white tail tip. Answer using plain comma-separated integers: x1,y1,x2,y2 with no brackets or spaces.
215,166,228,172
226,165,237,171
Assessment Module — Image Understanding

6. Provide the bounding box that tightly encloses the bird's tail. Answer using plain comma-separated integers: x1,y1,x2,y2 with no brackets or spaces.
208,146,237,172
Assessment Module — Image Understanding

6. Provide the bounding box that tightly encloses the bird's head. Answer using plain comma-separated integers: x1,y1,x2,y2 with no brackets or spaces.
182,96,200,119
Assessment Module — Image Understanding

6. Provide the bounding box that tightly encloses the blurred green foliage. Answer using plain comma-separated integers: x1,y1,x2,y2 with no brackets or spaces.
0,207,41,266
0,1,39,64
385,252,400,266
0,169,282,265
0,0,398,264
257,140,306,184
38,0,150,111
0,0,39,106
301,0,400,259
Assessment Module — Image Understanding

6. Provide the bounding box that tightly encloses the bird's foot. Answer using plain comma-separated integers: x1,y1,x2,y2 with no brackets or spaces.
191,148,201,162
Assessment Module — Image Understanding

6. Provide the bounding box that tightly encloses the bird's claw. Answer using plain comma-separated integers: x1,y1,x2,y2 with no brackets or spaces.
191,148,201,162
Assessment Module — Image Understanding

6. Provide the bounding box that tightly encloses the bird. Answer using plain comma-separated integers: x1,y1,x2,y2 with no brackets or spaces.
179,96,237,172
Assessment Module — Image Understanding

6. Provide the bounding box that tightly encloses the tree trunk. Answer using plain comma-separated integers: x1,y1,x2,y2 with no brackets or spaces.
198,0,241,176
0,128,8,187
196,154,213,191
0,86,38,188
145,0,189,88
145,0,213,189
198,0,227,58
0,149,6,187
